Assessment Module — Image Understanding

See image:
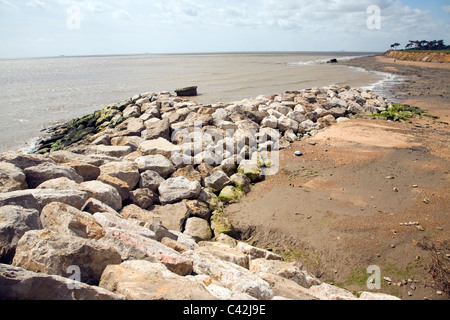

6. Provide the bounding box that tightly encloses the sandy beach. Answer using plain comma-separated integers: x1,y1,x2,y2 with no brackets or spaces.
223,55,450,300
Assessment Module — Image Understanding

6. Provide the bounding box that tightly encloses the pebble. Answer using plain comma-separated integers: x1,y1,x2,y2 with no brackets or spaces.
423,198,430,204
309,142,317,146
294,151,303,157
393,187,399,192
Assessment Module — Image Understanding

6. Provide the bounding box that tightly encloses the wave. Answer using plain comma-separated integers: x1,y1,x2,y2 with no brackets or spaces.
288,55,371,66
348,66,410,102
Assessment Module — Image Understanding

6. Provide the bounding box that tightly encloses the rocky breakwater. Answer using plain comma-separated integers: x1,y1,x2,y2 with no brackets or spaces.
0,86,401,300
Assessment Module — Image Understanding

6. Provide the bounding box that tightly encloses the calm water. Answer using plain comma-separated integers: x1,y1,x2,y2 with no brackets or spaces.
0,52,389,153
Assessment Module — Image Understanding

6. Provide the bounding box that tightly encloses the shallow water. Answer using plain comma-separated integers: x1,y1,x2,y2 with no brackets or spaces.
0,52,386,153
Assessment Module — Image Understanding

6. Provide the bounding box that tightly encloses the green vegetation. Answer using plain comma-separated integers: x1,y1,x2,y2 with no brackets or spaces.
358,103,437,122
402,49,450,53
280,248,322,268
403,40,449,51
384,262,417,279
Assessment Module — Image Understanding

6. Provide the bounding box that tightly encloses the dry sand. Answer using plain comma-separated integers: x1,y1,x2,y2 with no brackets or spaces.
223,55,450,300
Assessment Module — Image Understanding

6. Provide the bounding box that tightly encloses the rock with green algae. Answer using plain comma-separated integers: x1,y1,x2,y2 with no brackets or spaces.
237,160,262,182
210,210,234,237
218,186,244,204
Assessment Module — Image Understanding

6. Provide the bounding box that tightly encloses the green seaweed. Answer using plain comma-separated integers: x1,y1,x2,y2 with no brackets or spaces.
357,103,437,122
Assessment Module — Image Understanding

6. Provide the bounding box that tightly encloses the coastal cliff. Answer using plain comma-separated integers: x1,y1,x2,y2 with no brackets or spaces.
384,50,450,63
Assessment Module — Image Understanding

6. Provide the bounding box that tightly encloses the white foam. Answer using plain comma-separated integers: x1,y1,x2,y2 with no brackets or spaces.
347,66,410,102
288,55,370,66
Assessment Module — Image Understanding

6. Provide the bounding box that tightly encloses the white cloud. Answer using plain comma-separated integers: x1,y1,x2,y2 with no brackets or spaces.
0,0,18,9
443,5,450,13
26,0,50,9
0,0,449,57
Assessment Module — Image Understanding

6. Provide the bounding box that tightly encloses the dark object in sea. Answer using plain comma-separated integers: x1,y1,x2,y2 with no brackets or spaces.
327,59,338,64
175,86,198,97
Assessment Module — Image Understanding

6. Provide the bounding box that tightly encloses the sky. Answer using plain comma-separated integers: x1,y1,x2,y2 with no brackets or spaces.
0,0,449,58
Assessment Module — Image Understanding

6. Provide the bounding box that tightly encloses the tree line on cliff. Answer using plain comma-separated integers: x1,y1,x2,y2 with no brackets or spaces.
390,40,449,51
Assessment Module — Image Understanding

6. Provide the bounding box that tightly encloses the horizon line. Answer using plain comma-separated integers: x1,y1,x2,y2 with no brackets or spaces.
0,50,384,61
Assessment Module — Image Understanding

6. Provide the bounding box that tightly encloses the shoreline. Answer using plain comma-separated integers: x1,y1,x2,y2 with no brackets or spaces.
340,54,450,119
0,52,383,155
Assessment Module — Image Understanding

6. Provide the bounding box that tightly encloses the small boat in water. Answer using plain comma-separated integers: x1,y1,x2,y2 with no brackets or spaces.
175,86,198,97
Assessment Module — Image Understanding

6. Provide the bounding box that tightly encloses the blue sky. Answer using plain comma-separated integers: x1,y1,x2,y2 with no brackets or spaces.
0,0,449,58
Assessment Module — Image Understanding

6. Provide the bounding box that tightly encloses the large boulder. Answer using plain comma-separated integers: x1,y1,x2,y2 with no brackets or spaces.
134,155,175,178
237,160,262,182
307,283,358,300
99,260,215,300
158,177,201,205
141,118,170,141
183,217,212,242
0,206,42,263
171,165,202,184
261,116,279,129
36,177,79,190
204,170,233,192
120,204,162,226
92,211,157,240
0,189,89,211
127,188,156,210
79,181,122,211
184,200,211,220
99,161,140,190
0,162,28,192
218,186,244,204
0,264,125,300
139,170,165,191
195,242,249,269
12,229,122,285
183,250,274,300
210,210,235,237
259,273,318,300
138,137,178,159
96,174,131,202
277,116,299,133
40,202,105,240
24,162,83,188
62,161,100,181
249,259,320,288
0,152,55,170
150,202,190,232
236,242,283,261
101,228,193,276
110,135,144,151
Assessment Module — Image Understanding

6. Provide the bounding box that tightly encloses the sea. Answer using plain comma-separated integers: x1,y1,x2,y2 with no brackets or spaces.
0,52,402,154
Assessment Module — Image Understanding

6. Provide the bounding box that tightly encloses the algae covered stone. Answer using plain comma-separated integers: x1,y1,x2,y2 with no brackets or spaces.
237,160,262,182
210,210,234,237
218,186,244,204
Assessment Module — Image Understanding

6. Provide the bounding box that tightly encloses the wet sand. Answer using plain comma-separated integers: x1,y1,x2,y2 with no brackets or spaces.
223,55,450,300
